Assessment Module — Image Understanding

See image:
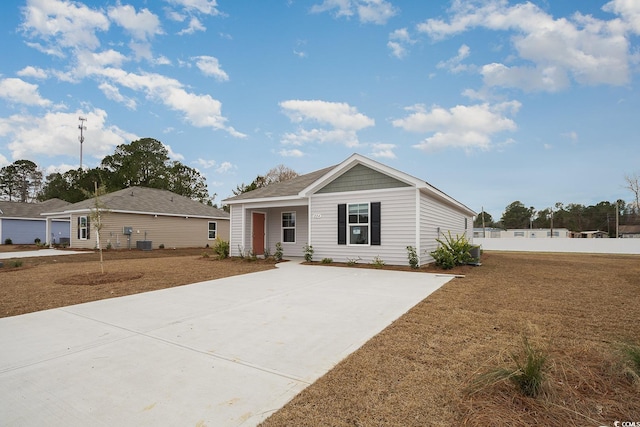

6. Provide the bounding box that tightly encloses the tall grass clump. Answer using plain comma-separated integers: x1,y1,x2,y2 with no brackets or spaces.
470,335,547,398
213,237,230,260
620,342,640,386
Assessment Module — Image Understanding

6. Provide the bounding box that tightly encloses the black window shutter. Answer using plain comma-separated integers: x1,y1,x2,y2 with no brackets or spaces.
337,204,346,245
87,217,90,239
77,217,80,239
371,202,381,246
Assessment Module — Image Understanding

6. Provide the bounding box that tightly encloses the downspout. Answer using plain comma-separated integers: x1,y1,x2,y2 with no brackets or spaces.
308,196,312,248
415,188,421,266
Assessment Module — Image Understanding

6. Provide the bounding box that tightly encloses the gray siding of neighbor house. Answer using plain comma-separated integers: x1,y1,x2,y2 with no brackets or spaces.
316,164,411,194
70,212,229,249
309,187,417,266
420,191,472,265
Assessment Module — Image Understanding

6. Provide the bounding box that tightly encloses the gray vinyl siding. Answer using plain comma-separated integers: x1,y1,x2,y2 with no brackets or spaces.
420,192,472,265
309,187,416,266
71,212,229,249
264,206,309,258
316,164,410,194
229,205,244,256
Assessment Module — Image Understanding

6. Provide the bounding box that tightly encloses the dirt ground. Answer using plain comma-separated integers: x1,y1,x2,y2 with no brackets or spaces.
1,246,639,425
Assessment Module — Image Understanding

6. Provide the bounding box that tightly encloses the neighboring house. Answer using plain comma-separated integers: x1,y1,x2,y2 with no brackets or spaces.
223,154,475,266
499,228,571,238
0,198,70,244
619,225,640,238
473,227,503,238
574,230,609,238
42,187,229,249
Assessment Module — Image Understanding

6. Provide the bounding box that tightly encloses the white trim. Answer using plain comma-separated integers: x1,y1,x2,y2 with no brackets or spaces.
307,197,312,246
311,186,415,199
224,195,306,205
347,202,371,246
281,211,296,244
207,221,217,240
78,215,89,240
240,206,246,251
43,209,228,220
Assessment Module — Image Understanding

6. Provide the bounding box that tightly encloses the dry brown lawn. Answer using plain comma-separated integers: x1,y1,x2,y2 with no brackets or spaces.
1,245,639,425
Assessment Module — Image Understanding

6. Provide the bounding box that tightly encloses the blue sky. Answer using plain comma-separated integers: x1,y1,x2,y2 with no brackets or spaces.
0,0,638,219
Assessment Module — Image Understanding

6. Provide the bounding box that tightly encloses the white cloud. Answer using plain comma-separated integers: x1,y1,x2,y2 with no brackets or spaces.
0,109,136,162
155,55,172,65
21,0,110,51
387,28,416,59
311,0,397,24
0,78,52,107
98,82,137,110
280,100,374,147
107,4,163,41
279,149,304,157
195,158,217,169
369,143,396,159
418,0,634,90
393,101,520,152
216,161,233,173
177,17,206,35
562,130,579,142
17,66,48,79
603,0,640,34
0,153,8,167
194,56,229,81
167,0,223,16
92,67,244,137
437,44,471,73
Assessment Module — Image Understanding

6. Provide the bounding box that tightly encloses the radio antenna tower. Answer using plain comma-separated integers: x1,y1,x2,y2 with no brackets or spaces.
78,116,87,170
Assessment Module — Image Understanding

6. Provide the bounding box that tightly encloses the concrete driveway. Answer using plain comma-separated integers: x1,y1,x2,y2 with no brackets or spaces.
0,249,85,260
0,260,453,426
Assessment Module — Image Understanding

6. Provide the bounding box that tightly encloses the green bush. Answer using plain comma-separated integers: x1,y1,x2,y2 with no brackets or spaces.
321,258,333,264
34,238,41,245
213,237,230,260
201,251,210,258
274,242,283,261
303,244,314,262
11,260,23,268
406,245,419,269
4,238,12,245
159,243,165,249
430,231,473,269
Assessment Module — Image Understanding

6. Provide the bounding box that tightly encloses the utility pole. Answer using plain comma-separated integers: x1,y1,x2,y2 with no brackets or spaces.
616,201,619,238
78,116,87,170
481,206,486,238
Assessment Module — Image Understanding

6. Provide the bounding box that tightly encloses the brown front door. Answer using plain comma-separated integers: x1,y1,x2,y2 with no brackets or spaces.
252,212,265,255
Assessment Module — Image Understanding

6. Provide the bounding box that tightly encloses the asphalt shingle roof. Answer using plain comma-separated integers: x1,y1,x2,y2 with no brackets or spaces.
223,166,335,202
0,198,70,219
45,187,229,219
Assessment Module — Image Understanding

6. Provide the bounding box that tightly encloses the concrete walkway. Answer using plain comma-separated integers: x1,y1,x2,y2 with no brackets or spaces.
0,261,453,426
0,249,86,260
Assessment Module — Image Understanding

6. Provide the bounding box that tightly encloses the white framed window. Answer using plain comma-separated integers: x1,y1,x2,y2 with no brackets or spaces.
79,216,88,240
348,203,369,245
208,221,217,239
282,212,296,243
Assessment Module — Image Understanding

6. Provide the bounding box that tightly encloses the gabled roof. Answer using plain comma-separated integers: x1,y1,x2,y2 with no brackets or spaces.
224,153,476,216
0,198,70,219
223,165,336,202
43,187,229,219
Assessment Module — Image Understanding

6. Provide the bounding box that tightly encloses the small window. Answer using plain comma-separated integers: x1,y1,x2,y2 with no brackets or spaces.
282,212,296,243
79,216,88,240
348,203,369,245
208,221,217,239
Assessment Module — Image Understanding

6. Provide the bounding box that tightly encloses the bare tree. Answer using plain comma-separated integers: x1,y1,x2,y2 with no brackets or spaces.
624,173,640,216
264,164,299,185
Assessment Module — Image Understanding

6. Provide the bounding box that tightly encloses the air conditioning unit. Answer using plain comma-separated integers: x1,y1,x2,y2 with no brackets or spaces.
468,245,482,266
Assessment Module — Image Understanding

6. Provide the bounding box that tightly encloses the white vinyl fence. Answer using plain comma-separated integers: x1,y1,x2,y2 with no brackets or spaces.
474,238,640,255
